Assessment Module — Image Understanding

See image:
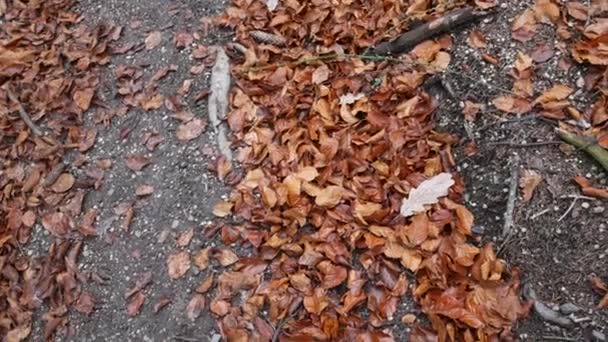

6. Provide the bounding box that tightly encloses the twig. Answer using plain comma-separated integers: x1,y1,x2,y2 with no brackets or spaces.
370,8,490,55
541,337,577,341
6,87,44,136
43,162,67,187
488,141,562,148
557,129,608,171
173,336,199,342
530,208,550,220
559,194,596,201
558,197,579,222
502,154,520,237
477,114,538,132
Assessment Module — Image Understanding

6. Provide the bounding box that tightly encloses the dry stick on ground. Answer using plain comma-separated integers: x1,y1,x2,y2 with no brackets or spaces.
208,47,233,162
502,154,520,238
557,129,608,171
6,87,44,137
369,7,490,55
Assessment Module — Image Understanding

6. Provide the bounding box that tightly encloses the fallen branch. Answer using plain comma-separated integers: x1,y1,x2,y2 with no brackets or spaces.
208,47,233,162
6,87,44,136
557,129,608,171
370,8,490,55
502,154,520,238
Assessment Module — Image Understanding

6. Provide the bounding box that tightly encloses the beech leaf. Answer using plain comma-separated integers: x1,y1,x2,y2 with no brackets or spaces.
400,173,455,217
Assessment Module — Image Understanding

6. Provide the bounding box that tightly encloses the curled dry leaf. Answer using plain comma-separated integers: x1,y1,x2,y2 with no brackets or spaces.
73,88,95,111
519,170,542,202
493,96,532,114
400,173,455,217
315,186,344,207
167,251,191,279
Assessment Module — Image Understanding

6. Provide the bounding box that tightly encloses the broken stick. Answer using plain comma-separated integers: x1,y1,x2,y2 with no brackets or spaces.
557,129,608,171
208,47,233,162
6,87,44,136
502,154,520,238
370,8,489,55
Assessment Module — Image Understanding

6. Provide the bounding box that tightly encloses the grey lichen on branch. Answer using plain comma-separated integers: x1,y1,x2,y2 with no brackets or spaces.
557,128,608,172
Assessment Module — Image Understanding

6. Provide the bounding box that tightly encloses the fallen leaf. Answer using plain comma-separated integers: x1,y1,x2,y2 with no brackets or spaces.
136,184,154,196
519,170,542,202
50,173,75,193
176,228,194,248
145,31,162,50
312,64,330,84
400,173,455,217
124,154,151,171
195,275,214,294
534,84,573,104
167,251,191,279
127,292,145,316
493,96,532,114
467,30,487,48
176,119,206,141
186,294,206,320
210,299,231,316
153,297,172,313
213,201,233,217
315,186,343,207
73,88,95,111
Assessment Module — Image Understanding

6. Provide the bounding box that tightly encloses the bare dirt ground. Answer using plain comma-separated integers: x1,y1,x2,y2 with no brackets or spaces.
7,0,607,341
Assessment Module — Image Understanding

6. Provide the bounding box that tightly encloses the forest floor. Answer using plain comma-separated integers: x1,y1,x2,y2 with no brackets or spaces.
1,0,607,341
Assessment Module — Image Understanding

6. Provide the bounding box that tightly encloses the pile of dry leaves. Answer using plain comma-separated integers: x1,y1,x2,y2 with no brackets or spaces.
0,0,116,339
195,0,531,340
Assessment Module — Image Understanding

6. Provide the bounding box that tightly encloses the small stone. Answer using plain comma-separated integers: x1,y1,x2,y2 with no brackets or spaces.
581,202,590,209
559,303,582,315
401,314,417,325
210,334,222,342
592,207,605,214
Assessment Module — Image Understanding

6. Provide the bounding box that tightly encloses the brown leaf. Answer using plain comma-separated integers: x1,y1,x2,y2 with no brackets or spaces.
167,251,191,279
213,201,233,217
145,31,162,50
127,291,145,316
519,169,542,202
493,96,532,114
74,88,95,111
210,299,231,316
124,154,151,171
74,292,95,316
176,119,206,141
304,288,330,315
186,294,206,320
216,248,239,266
534,84,573,104
176,228,194,248
312,65,330,84
195,275,214,294
315,186,343,208
193,247,210,270
50,173,75,193
467,30,487,48
154,297,172,313
42,212,70,237
135,184,154,196
531,43,554,63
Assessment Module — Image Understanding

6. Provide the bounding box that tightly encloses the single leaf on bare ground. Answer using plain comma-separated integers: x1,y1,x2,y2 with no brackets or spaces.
176,119,206,141
167,251,191,279
145,31,162,50
154,297,172,314
176,228,194,248
136,184,154,196
127,291,145,316
400,173,455,217
519,169,542,202
124,154,151,171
